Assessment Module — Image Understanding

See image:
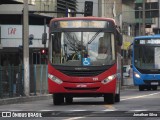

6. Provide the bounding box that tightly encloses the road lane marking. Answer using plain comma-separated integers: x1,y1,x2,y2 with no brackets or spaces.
40,110,53,111
104,105,115,109
68,110,87,111
129,109,147,111
104,105,113,109
121,92,160,101
103,109,115,111
104,105,116,111
63,117,86,120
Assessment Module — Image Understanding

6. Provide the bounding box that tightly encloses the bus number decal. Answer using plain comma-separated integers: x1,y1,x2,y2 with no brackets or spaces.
76,84,87,88
93,77,98,81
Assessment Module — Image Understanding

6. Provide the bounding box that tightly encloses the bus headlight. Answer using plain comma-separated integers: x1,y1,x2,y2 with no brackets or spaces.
134,72,140,78
48,73,63,84
101,74,116,84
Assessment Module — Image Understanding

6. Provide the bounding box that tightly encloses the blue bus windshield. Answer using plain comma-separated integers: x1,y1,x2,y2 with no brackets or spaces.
134,39,160,70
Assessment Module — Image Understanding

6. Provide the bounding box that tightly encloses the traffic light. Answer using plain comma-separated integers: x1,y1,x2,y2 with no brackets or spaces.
41,48,48,64
84,1,93,16
42,33,47,44
29,34,34,45
41,48,48,59
41,49,47,54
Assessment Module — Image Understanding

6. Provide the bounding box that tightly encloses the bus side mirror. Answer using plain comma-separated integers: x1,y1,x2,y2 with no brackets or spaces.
42,33,47,44
130,64,132,68
118,33,123,46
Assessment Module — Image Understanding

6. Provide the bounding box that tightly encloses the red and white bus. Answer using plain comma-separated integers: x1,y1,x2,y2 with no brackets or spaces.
47,17,122,105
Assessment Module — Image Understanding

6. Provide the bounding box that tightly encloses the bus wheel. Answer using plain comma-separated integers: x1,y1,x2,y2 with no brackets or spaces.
104,93,115,104
53,94,64,105
65,96,73,104
139,85,144,91
115,93,120,102
151,86,157,91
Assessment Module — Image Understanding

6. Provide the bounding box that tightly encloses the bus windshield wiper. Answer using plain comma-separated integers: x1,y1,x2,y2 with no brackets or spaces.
88,29,103,44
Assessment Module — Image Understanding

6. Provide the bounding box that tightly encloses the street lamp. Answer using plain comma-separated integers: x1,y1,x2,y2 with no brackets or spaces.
138,7,142,36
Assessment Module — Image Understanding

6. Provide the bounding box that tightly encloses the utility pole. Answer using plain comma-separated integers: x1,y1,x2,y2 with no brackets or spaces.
142,0,145,35
138,7,142,36
23,0,30,96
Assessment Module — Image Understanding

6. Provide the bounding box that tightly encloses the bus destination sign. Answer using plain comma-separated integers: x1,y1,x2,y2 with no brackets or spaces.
52,20,113,29
136,39,160,45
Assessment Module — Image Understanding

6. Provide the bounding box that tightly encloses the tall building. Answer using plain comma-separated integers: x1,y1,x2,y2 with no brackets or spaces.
135,0,159,35
121,0,135,65
57,0,77,17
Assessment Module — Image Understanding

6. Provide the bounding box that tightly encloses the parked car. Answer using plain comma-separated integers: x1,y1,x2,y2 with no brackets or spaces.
123,65,131,78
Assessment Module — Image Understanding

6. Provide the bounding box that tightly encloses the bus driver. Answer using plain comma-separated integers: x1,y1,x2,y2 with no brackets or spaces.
97,47,108,59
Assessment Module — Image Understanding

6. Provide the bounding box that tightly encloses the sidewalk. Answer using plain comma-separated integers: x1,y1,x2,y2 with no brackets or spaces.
121,77,138,89
0,94,52,105
121,85,138,90
123,77,134,86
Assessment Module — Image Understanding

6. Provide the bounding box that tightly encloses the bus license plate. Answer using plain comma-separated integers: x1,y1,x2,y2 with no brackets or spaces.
151,82,158,85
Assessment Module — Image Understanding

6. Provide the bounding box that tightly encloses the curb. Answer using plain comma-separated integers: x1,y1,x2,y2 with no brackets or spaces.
0,94,52,106
121,85,138,90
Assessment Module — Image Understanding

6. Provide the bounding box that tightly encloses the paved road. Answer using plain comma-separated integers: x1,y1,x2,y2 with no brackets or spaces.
0,87,160,120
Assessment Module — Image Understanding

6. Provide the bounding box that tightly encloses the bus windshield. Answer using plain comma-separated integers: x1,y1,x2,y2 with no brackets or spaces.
49,31,115,66
134,43,160,69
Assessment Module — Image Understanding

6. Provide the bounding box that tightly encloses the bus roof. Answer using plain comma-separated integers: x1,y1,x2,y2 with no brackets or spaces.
50,17,116,25
135,34,160,39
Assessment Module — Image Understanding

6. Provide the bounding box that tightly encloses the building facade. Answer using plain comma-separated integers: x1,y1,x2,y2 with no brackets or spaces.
97,0,135,65
121,0,135,65
135,0,160,35
0,0,77,66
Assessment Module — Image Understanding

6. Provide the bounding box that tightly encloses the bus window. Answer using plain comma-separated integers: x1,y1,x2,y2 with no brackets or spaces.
50,31,115,66
52,33,61,64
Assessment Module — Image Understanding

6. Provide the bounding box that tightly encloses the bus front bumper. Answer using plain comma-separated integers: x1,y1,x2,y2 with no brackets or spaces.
48,79,116,95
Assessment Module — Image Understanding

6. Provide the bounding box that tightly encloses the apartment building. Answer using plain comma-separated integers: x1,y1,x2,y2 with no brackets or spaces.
135,0,160,35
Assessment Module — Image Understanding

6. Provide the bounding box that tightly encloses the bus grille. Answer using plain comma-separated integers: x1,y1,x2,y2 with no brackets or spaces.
64,87,99,91
59,70,104,77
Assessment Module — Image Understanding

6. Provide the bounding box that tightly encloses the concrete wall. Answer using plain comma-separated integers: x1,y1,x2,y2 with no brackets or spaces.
0,4,35,14
98,0,122,27
34,0,57,17
122,4,135,24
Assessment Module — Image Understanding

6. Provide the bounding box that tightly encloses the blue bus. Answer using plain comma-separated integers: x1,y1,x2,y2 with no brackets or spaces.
132,34,160,91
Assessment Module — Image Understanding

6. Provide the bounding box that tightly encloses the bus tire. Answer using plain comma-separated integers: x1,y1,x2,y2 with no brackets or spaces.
151,86,157,91
53,94,64,105
115,93,120,102
104,93,115,104
139,85,144,91
65,96,73,104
